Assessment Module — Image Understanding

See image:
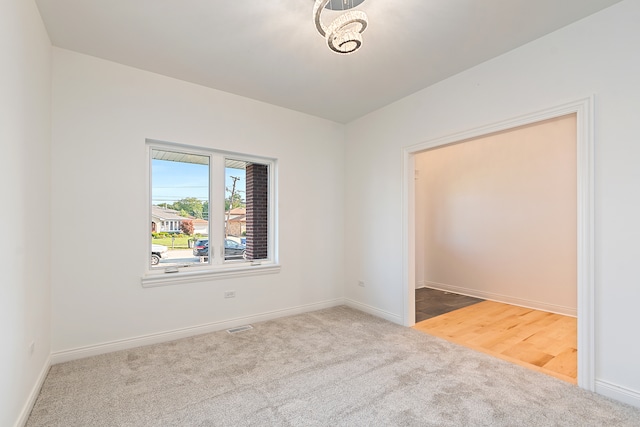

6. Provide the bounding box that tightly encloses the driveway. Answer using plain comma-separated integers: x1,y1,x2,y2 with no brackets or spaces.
158,249,203,266
156,248,245,267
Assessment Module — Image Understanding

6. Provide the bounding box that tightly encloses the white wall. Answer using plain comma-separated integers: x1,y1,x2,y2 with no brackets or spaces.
415,115,577,315
51,49,345,355
0,1,52,426
345,0,640,405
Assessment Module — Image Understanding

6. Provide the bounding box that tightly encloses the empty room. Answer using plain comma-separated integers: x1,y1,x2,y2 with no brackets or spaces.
412,114,579,382
3,0,640,426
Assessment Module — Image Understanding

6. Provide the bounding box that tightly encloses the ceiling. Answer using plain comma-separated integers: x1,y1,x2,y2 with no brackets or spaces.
35,0,622,123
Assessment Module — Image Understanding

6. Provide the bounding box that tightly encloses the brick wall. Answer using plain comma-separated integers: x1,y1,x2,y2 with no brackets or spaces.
226,220,245,237
246,163,268,259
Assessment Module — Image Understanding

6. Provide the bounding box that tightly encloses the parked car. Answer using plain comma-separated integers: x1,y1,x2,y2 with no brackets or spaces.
192,239,246,260
193,239,209,257
151,244,168,265
224,239,246,260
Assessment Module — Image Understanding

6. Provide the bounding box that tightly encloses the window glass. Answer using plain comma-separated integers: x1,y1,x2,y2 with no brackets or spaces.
225,158,269,262
224,159,247,262
148,142,275,277
151,149,210,268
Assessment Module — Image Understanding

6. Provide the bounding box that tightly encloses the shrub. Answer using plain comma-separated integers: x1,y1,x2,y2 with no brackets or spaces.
180,220,194,236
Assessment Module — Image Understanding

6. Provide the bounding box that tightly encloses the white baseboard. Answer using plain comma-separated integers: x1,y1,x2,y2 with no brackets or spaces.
344,298,403,324
416,280,425,289
595,380,640,409
15,355,51,427
51,299,344,364
424,281,577,317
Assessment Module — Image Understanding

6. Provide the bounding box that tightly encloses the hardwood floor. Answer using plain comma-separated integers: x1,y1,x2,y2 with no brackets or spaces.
413,300,577,384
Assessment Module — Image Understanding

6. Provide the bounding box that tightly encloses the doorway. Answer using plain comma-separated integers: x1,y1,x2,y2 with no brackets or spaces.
401,98,594,390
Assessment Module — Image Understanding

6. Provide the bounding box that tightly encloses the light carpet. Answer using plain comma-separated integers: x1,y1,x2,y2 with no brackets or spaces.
27,306,640,426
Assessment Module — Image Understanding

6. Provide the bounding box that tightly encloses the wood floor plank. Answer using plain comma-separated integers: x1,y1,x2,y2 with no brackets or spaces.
413,300,577,384
501,341,554,367
543,347,578,378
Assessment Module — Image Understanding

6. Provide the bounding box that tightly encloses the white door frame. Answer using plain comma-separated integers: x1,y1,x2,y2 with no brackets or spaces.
401,97,595,391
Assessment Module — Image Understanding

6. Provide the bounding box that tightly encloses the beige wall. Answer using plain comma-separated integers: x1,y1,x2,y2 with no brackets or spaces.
1,0,52,425
415,114,577,315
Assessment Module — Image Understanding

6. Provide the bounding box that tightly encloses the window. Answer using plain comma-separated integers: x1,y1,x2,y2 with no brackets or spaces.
145,140,278,286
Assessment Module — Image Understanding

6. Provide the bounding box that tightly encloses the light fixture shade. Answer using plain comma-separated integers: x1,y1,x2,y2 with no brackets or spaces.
313,0,368,55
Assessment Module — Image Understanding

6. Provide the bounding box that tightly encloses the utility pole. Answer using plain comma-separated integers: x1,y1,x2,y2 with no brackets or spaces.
225,176,240,237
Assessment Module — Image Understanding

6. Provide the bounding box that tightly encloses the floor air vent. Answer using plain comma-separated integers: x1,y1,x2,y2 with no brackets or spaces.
226,325,253,334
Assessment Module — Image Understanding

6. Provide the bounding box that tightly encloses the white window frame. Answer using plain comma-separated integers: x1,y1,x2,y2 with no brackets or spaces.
142,139,279,287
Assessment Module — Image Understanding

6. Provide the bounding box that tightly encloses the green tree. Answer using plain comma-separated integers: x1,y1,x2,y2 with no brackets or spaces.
172,197,204,219
225,192,244,211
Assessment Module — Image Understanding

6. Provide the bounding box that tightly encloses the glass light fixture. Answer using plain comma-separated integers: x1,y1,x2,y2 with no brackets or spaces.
313,0,368,55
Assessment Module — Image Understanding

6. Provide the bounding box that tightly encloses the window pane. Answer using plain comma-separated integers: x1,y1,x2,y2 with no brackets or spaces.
224,159,247,261
225,158,269,262
151,149,209,268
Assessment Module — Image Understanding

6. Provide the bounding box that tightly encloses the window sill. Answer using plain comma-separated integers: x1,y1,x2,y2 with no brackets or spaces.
141,263,281,288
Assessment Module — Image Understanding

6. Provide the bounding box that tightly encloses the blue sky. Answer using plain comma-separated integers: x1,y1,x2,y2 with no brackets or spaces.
152,159,245,206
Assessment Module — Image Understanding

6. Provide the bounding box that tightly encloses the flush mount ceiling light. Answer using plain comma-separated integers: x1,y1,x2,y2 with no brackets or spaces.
313,0,368,55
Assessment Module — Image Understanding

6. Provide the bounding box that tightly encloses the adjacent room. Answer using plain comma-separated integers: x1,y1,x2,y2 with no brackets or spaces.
3,0,640,426
412,114,578,382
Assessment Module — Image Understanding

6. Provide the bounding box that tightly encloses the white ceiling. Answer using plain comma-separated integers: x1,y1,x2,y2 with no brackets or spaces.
35,0,622,123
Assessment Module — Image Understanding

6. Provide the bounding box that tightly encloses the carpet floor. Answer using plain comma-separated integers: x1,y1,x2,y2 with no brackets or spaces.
27,306,640,426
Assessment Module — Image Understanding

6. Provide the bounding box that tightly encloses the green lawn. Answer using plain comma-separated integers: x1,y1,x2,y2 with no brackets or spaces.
152,235,193,249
